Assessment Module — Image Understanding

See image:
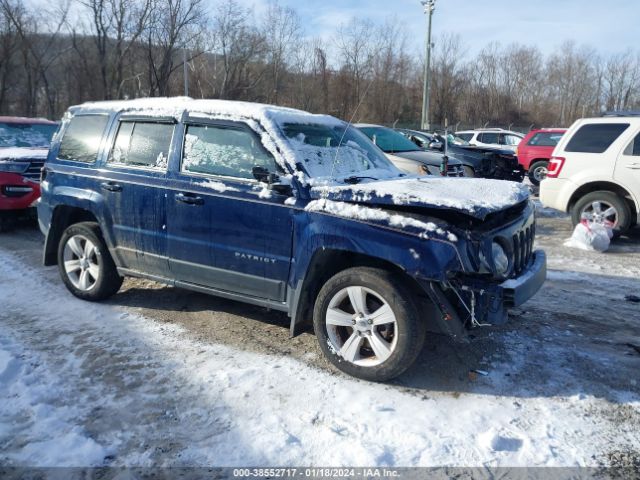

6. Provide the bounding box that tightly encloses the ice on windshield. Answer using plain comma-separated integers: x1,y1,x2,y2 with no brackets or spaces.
281,123,400,180
0,123,57,148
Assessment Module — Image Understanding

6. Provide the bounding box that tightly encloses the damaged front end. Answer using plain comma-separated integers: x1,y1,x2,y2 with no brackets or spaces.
417,200,546,339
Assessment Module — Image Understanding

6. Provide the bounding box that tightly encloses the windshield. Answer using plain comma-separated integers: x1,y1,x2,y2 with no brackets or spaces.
358,127,421,153
0,122,57,148
281,122,401,180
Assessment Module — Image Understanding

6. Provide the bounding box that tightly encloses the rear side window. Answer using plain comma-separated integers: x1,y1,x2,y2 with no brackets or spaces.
182,124,275,179
58,115,109,163
565,123,629,154
527,132,564,147
623,132,640,156
108,121,174,169
478,132,499,144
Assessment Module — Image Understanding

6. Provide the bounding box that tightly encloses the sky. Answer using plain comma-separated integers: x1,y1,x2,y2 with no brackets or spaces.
227,0,639,58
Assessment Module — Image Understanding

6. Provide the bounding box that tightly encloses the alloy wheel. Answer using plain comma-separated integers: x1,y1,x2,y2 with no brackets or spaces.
581,201,618,228
325,286,398,367
63,234,101,291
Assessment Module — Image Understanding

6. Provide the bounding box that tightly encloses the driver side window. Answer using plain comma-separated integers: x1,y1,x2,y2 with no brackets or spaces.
181,124,275,179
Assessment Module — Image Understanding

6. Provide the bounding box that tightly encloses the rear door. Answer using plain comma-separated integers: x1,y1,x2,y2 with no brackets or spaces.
166,118,294,302
100,117,176,276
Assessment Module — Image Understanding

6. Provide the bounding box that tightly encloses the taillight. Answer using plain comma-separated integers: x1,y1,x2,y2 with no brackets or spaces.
546,156,565,178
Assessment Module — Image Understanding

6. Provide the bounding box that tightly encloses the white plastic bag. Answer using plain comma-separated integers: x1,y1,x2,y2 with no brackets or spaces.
563,220,611,252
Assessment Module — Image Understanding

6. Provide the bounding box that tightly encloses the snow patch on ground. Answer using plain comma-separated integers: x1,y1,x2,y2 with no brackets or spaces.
0,335,112,466
1,242,638,467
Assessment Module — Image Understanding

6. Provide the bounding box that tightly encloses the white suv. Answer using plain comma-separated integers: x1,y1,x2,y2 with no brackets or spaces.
455,128,524,152
540,116,640,234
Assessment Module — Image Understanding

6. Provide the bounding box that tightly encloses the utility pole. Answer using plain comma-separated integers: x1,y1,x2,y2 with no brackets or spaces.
420,0,436,131
183,48,189,97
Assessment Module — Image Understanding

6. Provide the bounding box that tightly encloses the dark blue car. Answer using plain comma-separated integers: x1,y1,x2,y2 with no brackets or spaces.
38,98,546,381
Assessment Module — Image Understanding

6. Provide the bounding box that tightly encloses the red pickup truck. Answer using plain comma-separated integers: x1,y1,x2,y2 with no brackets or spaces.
517,128,567,186
0,116,57,230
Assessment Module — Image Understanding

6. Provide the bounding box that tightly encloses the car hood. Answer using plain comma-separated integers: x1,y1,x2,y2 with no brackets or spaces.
387,150,463,166
310,176,530,220
0,147,49,160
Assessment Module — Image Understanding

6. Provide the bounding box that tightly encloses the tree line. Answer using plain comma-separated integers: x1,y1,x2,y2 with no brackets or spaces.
1,0,639,130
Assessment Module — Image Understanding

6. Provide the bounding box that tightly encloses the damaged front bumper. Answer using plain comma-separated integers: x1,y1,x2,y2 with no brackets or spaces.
463,249,547,325
424,250,547,338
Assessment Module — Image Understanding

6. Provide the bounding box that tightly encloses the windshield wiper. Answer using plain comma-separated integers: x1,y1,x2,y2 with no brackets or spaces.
343,176,379,184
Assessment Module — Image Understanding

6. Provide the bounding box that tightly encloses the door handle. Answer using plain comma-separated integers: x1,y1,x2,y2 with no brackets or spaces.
625,163,640,170
100,181,122,192
175,192,204,205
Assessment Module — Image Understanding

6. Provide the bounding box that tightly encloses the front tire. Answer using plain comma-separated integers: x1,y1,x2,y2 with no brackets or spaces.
313,267,426,382
57,222,123,301
571,191,631,236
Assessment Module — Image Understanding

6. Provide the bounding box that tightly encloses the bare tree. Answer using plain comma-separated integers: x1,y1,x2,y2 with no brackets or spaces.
335,18,375,119
1,0,70,116
213,0,265,100
77,0,152,99
145,0,204,96
262,0,300,104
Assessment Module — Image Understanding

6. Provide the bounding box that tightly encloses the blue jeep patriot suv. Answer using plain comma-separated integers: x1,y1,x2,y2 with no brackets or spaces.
38,98,546,381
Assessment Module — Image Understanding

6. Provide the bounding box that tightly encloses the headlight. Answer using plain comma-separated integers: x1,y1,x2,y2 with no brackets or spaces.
0,161,27,173
492,241,509,277
479,241,510,277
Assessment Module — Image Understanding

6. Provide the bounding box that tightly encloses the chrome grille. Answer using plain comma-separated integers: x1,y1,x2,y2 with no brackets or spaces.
23,160,44,181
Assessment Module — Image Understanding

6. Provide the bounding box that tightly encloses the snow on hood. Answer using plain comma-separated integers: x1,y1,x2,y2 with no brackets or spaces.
306,198,458,242
0,147,49,160
311,177,530,219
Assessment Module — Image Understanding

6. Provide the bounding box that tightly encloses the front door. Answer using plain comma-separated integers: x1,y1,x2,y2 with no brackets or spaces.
615,128,640,208
166,119,294,301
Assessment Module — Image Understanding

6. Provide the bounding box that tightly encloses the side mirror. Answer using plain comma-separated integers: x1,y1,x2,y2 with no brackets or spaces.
429,141,443,151
252,165,274,183
252,165,293,196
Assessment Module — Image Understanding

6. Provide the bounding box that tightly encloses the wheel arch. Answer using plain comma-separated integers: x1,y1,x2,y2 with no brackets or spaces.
43,206,100,266
288,248,430,337
568,181,638,224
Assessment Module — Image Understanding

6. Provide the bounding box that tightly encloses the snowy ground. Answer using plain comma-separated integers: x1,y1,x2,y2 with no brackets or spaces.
0,210,639,468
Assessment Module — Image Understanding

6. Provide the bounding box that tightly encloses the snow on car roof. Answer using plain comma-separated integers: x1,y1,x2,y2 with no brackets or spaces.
72,97,348,178
74,97,339,126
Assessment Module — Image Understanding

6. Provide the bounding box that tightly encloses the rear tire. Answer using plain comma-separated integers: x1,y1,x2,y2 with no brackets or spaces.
571,191,631,237
57,222,123,301
313,267,426,382
528,160,549,186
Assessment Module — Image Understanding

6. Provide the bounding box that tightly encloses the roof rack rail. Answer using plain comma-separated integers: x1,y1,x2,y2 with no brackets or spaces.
602,111,640,117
